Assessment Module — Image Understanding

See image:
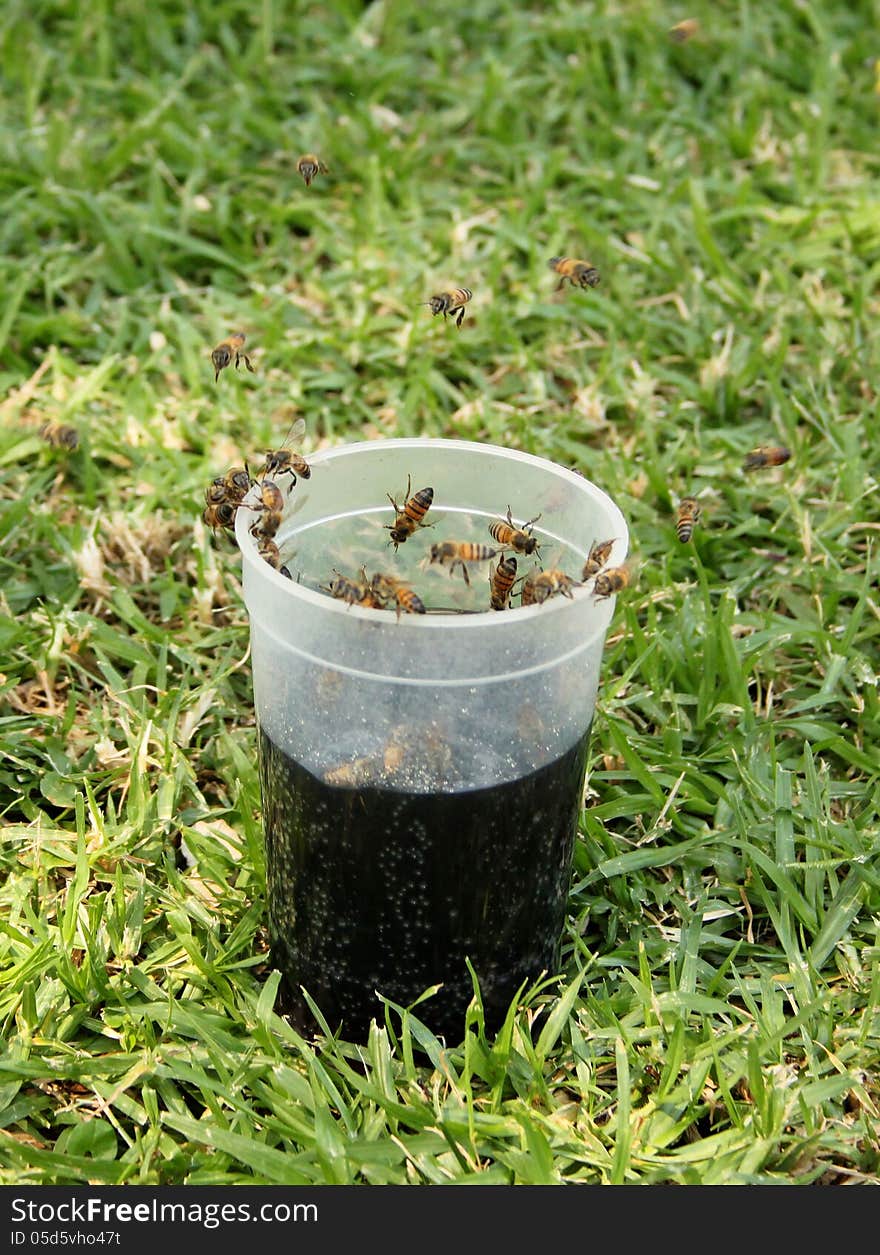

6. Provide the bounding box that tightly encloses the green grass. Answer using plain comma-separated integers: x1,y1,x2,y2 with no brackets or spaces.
1,0,879,1184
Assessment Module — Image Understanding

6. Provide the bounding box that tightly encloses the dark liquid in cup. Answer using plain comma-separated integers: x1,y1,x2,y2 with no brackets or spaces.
258,726,590,1042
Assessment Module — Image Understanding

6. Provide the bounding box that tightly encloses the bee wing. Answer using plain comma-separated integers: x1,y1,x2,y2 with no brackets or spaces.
271,417,306,452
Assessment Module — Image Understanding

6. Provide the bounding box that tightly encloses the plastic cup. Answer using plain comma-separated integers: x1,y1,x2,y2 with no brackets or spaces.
235,437,628,1041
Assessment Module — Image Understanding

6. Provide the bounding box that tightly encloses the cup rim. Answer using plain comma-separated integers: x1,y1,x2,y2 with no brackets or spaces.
235,436,629,633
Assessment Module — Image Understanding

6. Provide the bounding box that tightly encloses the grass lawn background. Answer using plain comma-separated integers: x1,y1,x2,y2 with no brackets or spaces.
0,0,878,1184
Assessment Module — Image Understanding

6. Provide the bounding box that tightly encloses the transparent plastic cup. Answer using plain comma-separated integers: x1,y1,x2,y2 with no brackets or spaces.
236,437,629,1041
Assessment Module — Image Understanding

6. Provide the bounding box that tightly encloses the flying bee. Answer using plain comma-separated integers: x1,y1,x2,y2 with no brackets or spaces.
424,287,473,328
257,538,292,579
38,421,79,450
581,538,616,580
370,573,426,617
669,18,700,43
202,500,238,533
593,564,632,600
521,567,580,605
488,506,542,556
385,475,434,550
261,417,310,482
211,332,255,383
675,495,701,543
296,153,329,187
548,257,601,291
426,541,499,586
326,568,382,608
489,554,518,611
743,445,791,472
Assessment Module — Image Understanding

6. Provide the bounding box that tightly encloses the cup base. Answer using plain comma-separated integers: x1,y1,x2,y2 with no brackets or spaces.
259,725,591,1044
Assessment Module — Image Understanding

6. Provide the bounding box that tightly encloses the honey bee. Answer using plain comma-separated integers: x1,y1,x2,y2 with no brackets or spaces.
326,568,382,608
675,496,701,543
370,573,426,617
382,737,408,776
315,668,344,707
521,567,580,605
257,538,292,579
389,584,425,617
548,257,601,291
581,538,616,580
517,702,546,743
211,332,255,383
326,727,413,787
520,574,538,607
38,421,79,450
488,506,542,556
203,465,253,533
743,446,791,472
204,483,233,508
296,153,329,187
205,465,252,507
248,479,286,541
385,476,434,550
489,554,518,610
669,18,700,43
261,417,310,482
323,757,375,788
424,287,473,329
427,541,499,586
202,500,238,533
593,565,631,600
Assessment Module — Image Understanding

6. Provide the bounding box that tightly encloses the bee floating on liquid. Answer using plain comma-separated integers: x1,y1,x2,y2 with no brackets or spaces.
548,257,601,291
211,332,255,383
323,756,376,788
323,729,409,789
296,154,329,187
424,287,473,328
